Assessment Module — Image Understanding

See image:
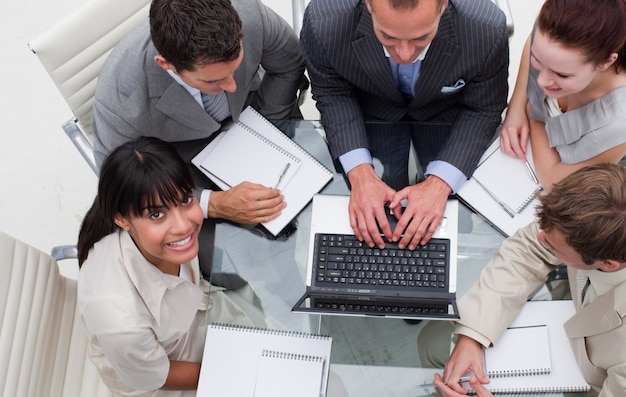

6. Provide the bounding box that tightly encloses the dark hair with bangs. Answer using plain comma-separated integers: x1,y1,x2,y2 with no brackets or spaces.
77,136,195,266
537,0,626,72
149,0,243,71
537,163,626,265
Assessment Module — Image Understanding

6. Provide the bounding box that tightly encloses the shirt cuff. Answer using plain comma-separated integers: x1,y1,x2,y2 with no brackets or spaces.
339,148,373,174
424,161,467,194
453,325,492,348
200,189,211,219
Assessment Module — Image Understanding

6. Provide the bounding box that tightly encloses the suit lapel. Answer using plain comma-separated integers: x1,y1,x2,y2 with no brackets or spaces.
145,43,221,132
564,275,626,338
412,7,460,107
353,3,404,103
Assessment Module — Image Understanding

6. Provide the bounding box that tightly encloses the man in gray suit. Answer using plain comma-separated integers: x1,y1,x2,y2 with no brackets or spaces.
93,0,305,228
301,0,508,250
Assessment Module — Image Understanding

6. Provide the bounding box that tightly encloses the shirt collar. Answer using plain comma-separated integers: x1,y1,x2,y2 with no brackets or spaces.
167,69,204,108
118,230,203,323
588,267,626,298
383,42,431,63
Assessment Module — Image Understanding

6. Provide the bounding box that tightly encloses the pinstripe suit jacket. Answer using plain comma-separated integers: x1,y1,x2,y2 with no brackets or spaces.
300,0,509,177
92,0,304,167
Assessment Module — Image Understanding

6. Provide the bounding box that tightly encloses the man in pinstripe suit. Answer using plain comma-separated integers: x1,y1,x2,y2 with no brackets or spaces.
301,0,508,250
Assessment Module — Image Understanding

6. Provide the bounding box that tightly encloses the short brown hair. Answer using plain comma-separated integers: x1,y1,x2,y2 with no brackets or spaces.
149,0,242,72
537,163,626,265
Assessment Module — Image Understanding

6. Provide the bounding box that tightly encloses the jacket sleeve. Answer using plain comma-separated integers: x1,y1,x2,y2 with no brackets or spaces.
455,222,562,347
249,0,306,119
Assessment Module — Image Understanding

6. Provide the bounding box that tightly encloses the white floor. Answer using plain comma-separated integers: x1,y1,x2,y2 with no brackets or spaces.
0,0,544,275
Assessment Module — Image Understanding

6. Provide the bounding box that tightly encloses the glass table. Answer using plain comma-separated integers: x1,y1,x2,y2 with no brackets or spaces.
204,120,582,397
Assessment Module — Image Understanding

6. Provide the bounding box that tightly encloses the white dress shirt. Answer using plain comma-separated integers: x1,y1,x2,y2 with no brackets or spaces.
78,230,253,396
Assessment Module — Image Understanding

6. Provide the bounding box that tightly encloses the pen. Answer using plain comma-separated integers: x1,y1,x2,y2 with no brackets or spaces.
416,376,471,389
472,177,516,218
525,160,540,186
274,163,291,188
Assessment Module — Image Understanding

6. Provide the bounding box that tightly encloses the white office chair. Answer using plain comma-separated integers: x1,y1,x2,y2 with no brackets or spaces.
0,231,112,397
28,0,151,175
291,0,514,38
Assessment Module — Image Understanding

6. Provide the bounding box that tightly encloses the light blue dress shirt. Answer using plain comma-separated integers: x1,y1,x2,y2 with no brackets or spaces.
338,44,466,193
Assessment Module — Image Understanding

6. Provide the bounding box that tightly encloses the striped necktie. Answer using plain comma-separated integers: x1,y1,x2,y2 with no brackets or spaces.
201,91,231,122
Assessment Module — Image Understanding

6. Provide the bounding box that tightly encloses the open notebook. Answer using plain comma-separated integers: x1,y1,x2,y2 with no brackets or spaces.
192,106,333,236
456,139,543,236
484,324,551,377
466,300,589,394
198,324,333,397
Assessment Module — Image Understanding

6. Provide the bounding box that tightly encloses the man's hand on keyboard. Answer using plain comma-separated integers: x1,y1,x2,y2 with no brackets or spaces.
389,175,451,249
347,164,396,249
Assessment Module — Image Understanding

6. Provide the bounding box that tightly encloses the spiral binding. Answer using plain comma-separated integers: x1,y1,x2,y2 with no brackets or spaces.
515,187,541,213
237,122,301,164
209,323,332,340
467,384,589,394
261,349,324,362
490,385,590,393
240,107,332,175
488,367,551,378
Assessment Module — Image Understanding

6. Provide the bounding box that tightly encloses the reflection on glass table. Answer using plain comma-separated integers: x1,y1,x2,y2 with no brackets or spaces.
208,120,581,397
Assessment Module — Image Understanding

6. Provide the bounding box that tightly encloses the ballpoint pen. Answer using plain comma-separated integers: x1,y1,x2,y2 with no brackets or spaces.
472,177,516,218
274,162,291,188
524,160,541,187
416,376,472,389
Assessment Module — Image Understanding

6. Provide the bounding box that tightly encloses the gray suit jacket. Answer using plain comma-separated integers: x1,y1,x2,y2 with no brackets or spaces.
92,0,304,167
457,222,626,396
300,0,509,177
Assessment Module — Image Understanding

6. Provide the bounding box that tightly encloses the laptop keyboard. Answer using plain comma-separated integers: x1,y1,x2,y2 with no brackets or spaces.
313,233,449,291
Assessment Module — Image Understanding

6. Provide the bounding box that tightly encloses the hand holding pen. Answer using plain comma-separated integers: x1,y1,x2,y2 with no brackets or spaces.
432,374,493,397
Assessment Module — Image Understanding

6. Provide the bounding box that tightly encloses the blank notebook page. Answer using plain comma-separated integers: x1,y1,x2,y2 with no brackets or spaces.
253,350,326,397
485,325,551,377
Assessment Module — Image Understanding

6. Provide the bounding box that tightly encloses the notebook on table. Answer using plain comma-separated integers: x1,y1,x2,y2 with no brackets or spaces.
292,194,459,320
456,139,543,237
465,300,589,394
192,106,333,236
198,323,333,397
484,324,551,377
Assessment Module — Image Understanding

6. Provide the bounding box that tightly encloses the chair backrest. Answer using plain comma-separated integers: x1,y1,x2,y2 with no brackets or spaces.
28,0,150,174
0,231,111,397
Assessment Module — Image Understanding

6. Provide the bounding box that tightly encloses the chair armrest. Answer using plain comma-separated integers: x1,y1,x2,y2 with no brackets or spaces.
51,244,78,261
62,119,99,175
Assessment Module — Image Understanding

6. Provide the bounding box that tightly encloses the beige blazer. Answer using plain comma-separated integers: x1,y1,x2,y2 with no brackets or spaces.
456,222,626,396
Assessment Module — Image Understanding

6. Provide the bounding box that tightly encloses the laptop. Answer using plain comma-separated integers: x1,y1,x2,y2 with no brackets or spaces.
292,194,459,320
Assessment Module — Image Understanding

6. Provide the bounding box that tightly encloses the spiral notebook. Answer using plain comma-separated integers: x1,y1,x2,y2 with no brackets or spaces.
198,323,333,397
254,350,326,397
456,139,543,236
192,106,333,236
485,325,551,377
466,300,589,394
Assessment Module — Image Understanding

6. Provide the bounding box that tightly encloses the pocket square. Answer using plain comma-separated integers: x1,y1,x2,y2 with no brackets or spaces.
441,79,466,94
